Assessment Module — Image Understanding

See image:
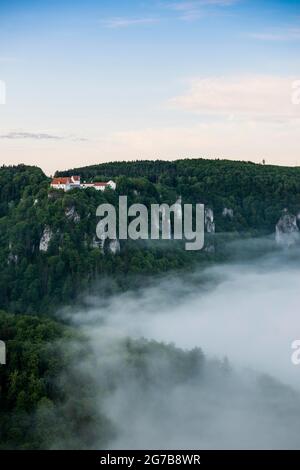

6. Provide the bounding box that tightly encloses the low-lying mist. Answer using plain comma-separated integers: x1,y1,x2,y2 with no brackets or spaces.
58,239,300,450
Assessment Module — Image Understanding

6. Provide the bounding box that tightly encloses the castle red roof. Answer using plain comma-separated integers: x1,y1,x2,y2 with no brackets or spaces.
51,177,70,185
51,176,80,185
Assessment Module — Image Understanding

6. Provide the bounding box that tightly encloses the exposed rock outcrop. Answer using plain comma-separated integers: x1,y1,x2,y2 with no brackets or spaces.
275,211,300,247
65,206,80,223
205,208,215,233
91,235,104,251
222,207,234,219
39,226,53,252
7,242,19,264
108,239,121,255
92,235,120,254
204,208,215,253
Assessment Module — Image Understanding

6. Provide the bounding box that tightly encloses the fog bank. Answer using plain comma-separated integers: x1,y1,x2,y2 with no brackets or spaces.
60,244,300,449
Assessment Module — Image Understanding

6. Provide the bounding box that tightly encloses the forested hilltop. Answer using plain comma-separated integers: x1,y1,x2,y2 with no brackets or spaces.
1,159,300,314
57,158,300,232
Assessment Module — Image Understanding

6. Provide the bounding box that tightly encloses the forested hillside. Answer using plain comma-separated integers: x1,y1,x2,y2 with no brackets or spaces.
2,310,300,450
58,158,300,232
0,309,229,449
1,159,300,314
2,159,300,450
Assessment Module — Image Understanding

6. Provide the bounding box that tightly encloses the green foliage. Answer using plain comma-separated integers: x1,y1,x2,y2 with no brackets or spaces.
57,158,300,232
0,311,64,448
2,160,300,449
0,312,208,450
1,159,300,314
0,164,48,218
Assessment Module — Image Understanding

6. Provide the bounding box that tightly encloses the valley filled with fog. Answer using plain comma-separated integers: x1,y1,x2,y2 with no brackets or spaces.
58,240,300,450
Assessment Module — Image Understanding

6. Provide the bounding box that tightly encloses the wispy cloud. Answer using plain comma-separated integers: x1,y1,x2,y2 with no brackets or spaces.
166,0,238,21
0,131,63,140
169,75,300,122
0,131,88,142
101,17,159,29
170,0,237,7
250,28,300,42
100,1,237,28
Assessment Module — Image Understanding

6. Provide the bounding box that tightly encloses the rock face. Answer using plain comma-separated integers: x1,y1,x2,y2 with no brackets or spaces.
91,237,97,248
92,236,120,254
65,206,80,223
204,208,215,253
222,207,234,219
92,235,105,250
108,239,121,254
7,246,19,264
205,208,215,233
39,226,53,252
275,211,300,247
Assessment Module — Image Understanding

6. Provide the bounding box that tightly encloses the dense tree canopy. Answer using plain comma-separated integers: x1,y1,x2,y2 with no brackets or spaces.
1,159,300,449
1,159,300,314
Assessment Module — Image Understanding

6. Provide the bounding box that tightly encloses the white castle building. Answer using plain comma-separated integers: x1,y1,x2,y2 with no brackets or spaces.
50,175,116,192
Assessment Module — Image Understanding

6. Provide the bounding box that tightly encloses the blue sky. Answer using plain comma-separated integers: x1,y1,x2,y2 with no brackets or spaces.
0,0,300,174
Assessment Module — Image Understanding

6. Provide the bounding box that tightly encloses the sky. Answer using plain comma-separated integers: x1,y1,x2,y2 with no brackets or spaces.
0,0,300,175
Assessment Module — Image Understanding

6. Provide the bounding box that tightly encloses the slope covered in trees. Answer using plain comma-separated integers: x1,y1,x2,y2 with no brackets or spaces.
2,160,300,450
58,158,300,232
1,159,300,314
2,311,300,450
